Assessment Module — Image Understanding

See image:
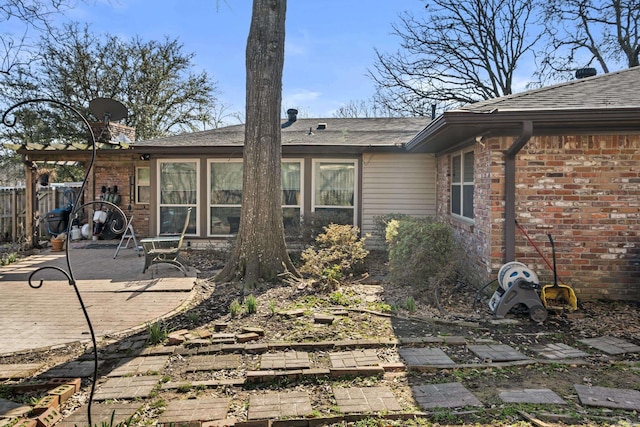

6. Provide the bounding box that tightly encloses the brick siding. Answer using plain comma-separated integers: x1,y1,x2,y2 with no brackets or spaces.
437,134,640,301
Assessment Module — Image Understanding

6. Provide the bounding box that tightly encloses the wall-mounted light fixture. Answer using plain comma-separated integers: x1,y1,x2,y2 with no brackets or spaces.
139,153,150,161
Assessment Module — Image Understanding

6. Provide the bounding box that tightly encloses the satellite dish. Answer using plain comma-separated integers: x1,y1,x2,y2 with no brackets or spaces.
89,98,128,124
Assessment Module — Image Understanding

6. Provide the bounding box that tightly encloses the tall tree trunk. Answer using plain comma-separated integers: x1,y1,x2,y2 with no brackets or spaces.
215,0,297,287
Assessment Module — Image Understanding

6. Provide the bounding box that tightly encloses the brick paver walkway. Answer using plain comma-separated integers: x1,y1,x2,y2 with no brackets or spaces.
468,344,529,362
57,402,141,427
39,361,103,378
399,347,455,365
579,336,640,355
260,351,310,369
157,398,230,426
0,397,32,418
329,349,380,368
93,376,162,400
247,392,313,420
531,343,589,359
0,363,43,379
107,356,169,377
499,388,567,404
575,385,640,410
333,387,402,413
411,383,482,409
186,354,242,372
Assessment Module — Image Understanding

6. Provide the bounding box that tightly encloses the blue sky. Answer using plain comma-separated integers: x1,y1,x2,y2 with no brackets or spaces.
61,1,426,122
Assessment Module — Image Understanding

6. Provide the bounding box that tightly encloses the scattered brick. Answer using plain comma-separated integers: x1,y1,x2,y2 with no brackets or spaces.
47,384,75,404
46,378,81,392
32,395,59,415
184,339,212,348
35,407,61,427
314,314,335,324
281,309,305,318
9,381,50,393
244,343,269,354
242,327,265,336
236,333,260,343
213,322,229,331
12,419,37,427
192,329,213,339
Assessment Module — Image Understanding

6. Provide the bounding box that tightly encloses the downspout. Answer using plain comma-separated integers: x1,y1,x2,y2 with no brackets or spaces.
504,121,532,262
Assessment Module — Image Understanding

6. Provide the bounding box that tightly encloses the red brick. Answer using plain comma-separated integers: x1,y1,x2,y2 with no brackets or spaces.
32,395,60,415
47,384,75,403
12,419,37,427
35,407,62,427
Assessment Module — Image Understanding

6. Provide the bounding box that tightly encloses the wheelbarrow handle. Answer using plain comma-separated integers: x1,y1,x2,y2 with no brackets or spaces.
548,234,558,287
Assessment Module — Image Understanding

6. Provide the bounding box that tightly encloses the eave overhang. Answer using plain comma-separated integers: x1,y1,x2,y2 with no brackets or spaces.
406,107,640,153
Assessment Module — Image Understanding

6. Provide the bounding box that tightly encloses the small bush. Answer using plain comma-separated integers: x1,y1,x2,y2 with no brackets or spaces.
405,296,416,312
229,299,242,318
244,294,258,314
299,224,369,286
387,217,457,296
373,213,411,247
146,321,167,345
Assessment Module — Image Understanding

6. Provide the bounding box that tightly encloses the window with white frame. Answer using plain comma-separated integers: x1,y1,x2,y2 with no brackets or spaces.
209,160,243,235
135,166,150,204
451,149,474,219
208,160,303,235
282,160,302,232
313,160,356,224
158,160,198,235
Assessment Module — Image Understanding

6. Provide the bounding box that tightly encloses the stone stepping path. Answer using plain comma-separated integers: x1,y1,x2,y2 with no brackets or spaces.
186,354,242,372
57,402,141,427
468,344,529,362
579,336,640,355
329,349,380,368
499,388,566,404
39,360,103,378
411,383,482,409
0,363,43,379
575,385,640,411
157,398,230,426
531,343,589,359
260,351,310,369
398,347,455,365
0,397,32,418
93,375,162,400
107,355,169,377
333,386,402,413
248,391,313,420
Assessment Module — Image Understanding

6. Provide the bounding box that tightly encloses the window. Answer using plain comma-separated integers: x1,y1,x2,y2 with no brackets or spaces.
158,160,198,235
209,160,243,235
451,150,474,219
313,160,356,224
282,161,302,232
135,167,150,204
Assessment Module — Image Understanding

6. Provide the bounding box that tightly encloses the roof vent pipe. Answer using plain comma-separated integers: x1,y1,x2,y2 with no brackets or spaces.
575,68,597,79
281,108,298,128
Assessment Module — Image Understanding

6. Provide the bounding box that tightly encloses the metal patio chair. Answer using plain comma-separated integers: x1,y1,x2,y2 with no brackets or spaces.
141,207,192,276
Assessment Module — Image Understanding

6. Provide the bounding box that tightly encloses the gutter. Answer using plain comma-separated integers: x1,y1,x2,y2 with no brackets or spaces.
504,121,532,262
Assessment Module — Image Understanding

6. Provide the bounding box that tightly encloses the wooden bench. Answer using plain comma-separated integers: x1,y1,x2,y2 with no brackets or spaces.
141,207,192,276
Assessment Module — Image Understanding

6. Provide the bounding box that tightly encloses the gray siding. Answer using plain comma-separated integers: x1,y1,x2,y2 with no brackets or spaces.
361,153,437,248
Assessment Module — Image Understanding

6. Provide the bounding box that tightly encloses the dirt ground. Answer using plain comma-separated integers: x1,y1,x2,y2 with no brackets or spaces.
2,247,639,426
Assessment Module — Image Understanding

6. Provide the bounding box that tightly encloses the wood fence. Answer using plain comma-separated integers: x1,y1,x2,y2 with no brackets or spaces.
0,183,82,243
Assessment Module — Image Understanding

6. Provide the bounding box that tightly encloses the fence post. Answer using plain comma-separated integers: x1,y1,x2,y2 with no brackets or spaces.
11,188,17,242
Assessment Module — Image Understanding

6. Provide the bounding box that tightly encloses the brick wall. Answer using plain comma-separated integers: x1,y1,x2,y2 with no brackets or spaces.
438,134,640,301
84,154,151,239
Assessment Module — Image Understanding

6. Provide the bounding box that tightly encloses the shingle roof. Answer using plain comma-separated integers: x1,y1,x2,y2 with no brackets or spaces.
132,117,428,149
407,67,640,153
457,66,640,113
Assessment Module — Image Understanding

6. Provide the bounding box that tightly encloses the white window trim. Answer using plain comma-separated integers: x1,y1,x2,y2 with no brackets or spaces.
157,158,199,236
451,148,474,222
311,159,358,226
282,158,304,209
135,166,150,205
207,158,243,237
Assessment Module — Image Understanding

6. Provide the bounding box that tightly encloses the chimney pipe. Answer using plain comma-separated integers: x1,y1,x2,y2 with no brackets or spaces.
281,108,298,128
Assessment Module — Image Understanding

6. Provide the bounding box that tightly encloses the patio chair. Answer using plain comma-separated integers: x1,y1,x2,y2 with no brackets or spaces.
141,207,192,276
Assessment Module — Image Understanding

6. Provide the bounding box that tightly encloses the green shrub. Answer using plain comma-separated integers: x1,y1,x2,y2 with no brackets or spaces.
244,294,258,314
373,213,411,246
387,217,456,293
299,224,369,285
229,299,242,318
